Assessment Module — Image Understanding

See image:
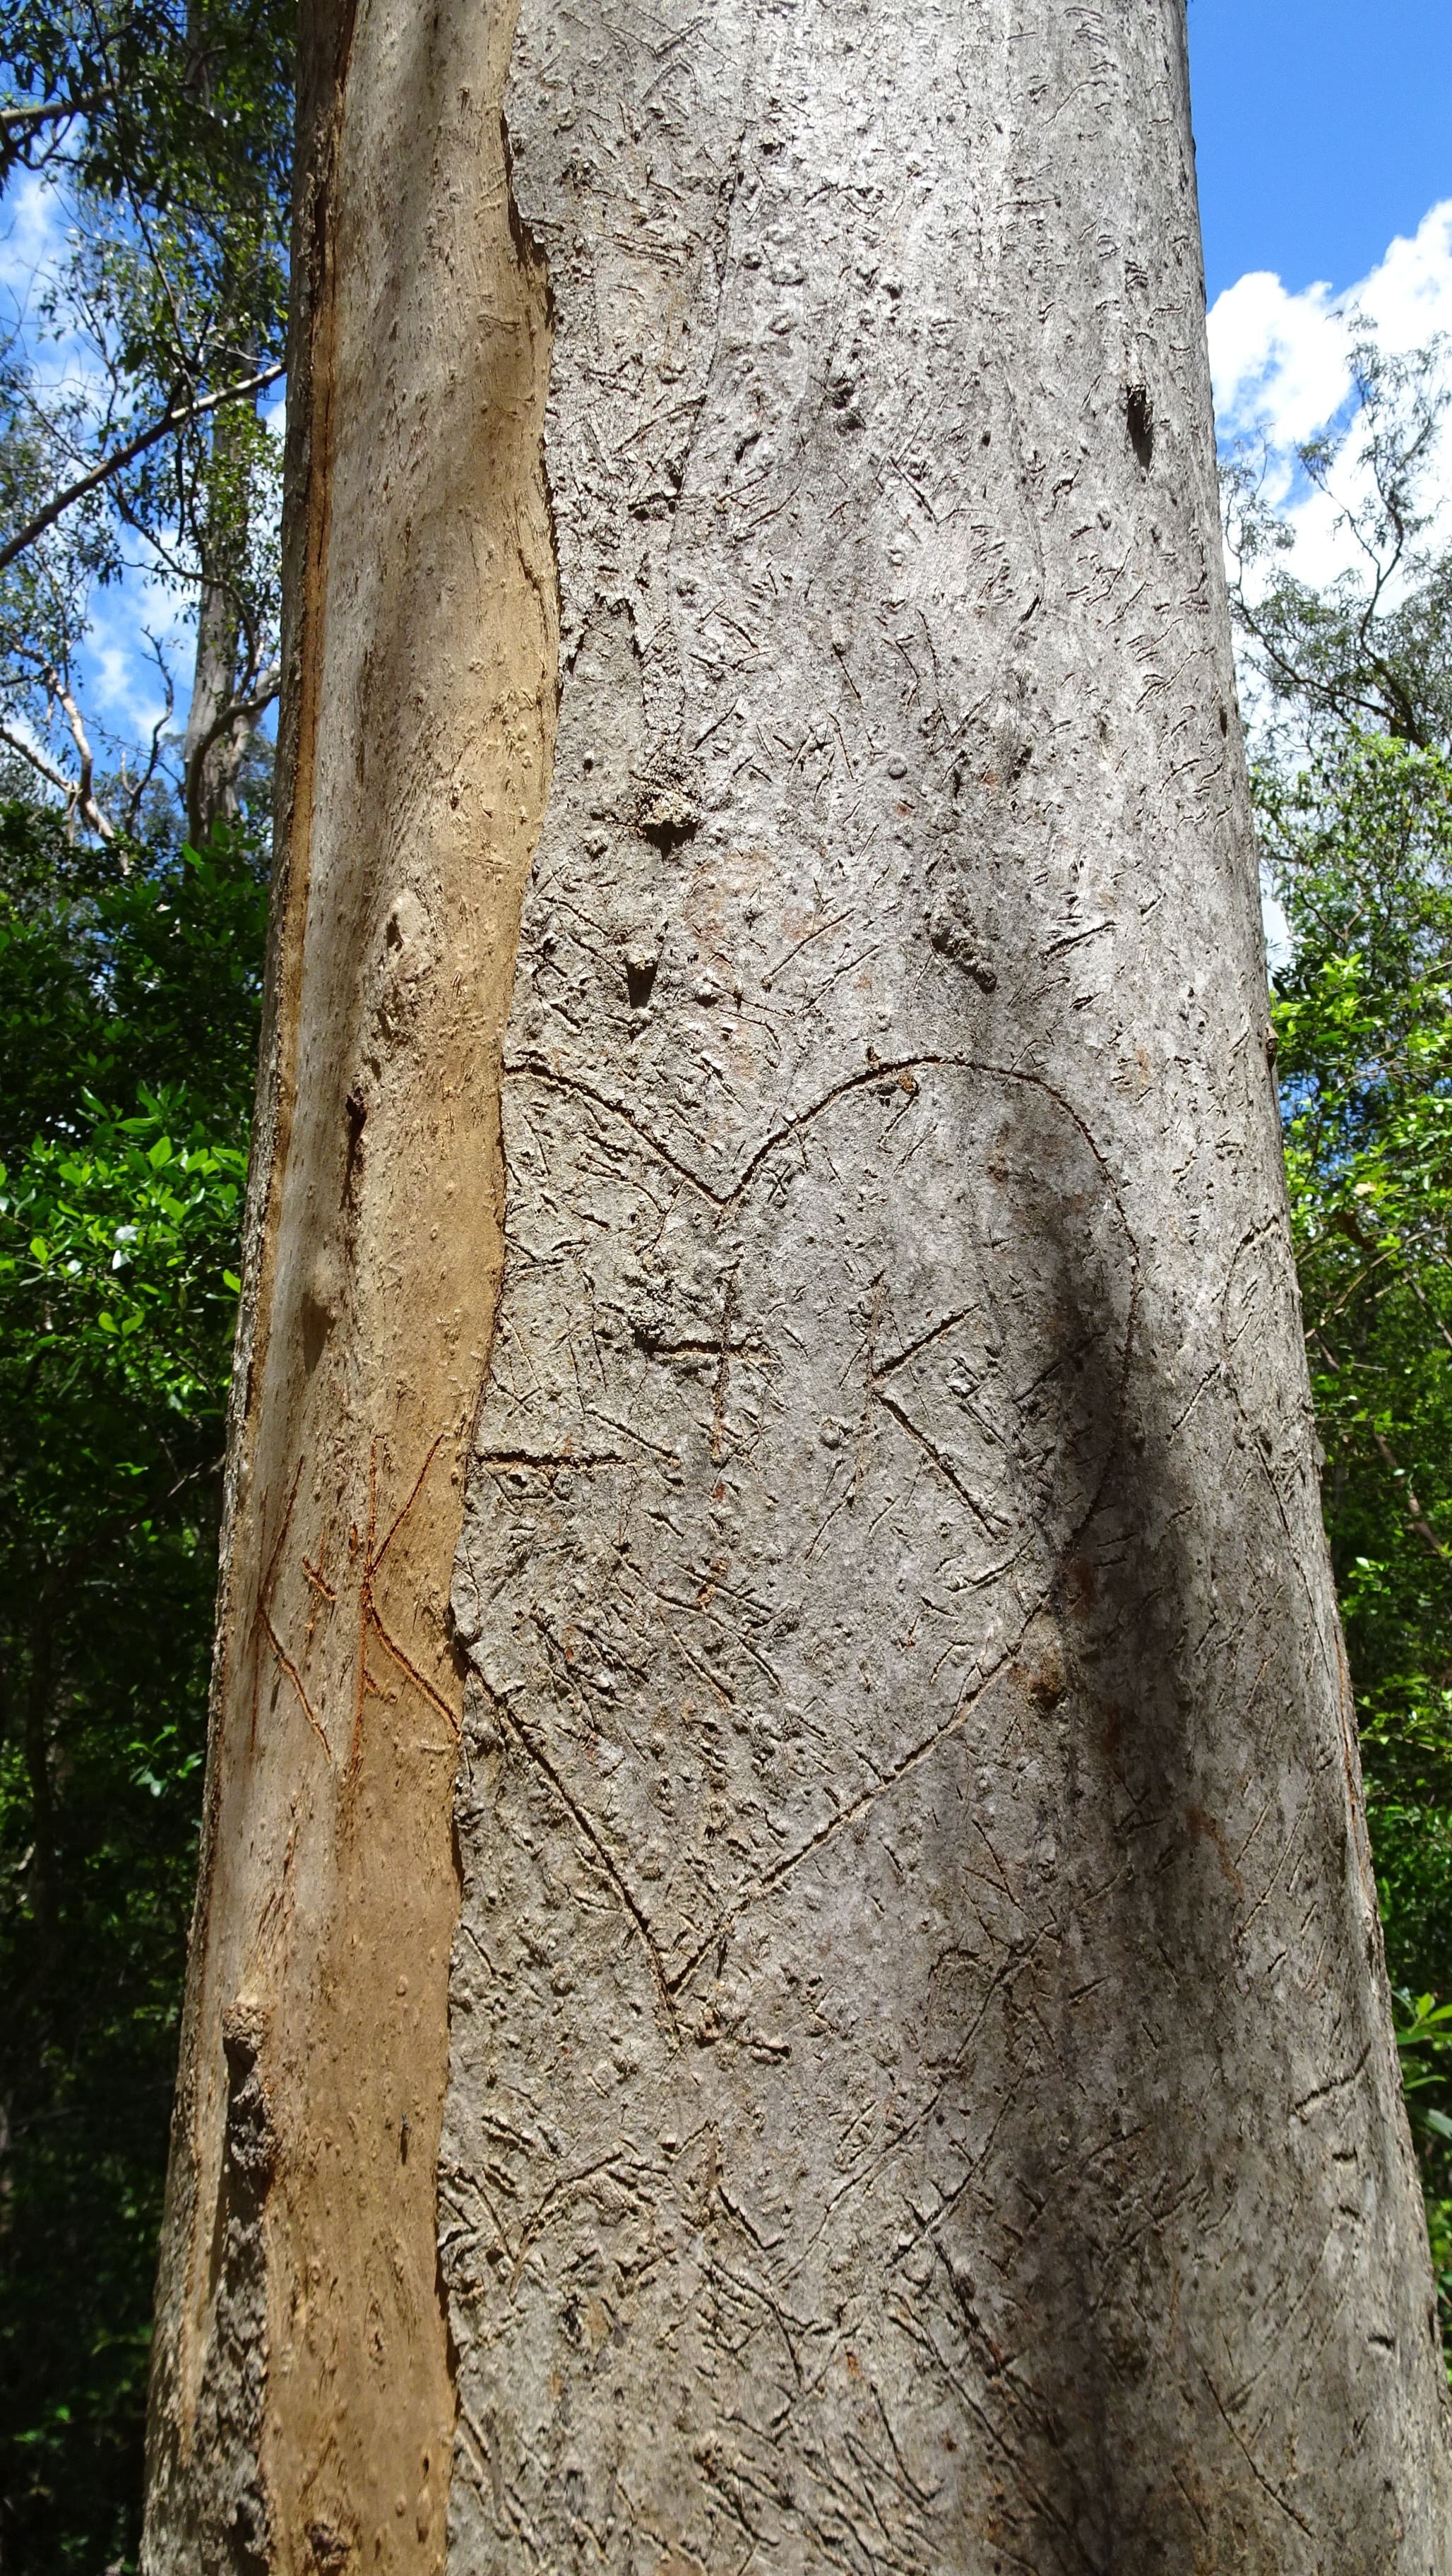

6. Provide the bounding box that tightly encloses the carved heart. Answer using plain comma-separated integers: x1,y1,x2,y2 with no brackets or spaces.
454,1055,1133,1985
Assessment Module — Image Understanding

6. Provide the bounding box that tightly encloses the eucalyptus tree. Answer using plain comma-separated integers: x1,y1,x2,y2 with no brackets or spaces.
0,0,291,840
146,0,1452,2568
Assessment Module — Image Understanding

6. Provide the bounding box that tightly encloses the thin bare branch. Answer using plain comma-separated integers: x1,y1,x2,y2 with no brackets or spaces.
0,719,76,800
0,714,114,839
46,669,116,841
0,363,284,576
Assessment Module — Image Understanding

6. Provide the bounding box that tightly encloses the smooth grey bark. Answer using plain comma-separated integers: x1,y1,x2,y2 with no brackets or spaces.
441,1,1452,2570
182,389,278,850
183,566,244,844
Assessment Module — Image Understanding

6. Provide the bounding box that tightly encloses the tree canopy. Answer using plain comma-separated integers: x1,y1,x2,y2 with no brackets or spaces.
0,796,264,2563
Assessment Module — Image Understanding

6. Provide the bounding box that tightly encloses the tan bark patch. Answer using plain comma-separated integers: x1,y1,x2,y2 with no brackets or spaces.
143,0,556,2561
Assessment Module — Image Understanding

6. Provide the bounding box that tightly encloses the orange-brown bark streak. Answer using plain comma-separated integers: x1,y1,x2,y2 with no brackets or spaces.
142,0,557,2559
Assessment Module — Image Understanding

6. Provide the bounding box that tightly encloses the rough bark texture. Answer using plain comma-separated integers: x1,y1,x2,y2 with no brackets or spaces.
145,0,1452,2568
142,0,555,2562
439,2,1452,2571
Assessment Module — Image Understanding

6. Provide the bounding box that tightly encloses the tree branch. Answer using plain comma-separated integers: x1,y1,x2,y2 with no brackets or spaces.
48,669,114,842
0,719,71,800
1372,1429,1448,1561
0,362,285,577
0,90,109,140
0,712,115,841
184,659,281,845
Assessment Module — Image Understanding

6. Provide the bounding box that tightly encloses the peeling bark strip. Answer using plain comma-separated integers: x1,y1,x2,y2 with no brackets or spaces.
143,0,556,2562
443,3,1452,2572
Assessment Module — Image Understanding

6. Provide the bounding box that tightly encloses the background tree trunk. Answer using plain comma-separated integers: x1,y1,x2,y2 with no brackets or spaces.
183,560,244,847
182,377,280,848
148,0,1452,2568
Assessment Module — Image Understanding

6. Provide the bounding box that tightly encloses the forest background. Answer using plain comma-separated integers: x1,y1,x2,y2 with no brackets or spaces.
1,0,1451,2565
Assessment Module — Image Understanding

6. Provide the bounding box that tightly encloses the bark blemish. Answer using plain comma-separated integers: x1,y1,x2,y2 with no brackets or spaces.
1126,381,1155,468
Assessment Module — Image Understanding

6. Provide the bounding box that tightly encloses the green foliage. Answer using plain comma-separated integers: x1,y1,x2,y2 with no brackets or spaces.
1267,734,1452,1932
0,797,263,2569
0,0,291,2544
1395,1992,1452,2357
0,0,292,396
1266,727,1452,2338
0,0,293,222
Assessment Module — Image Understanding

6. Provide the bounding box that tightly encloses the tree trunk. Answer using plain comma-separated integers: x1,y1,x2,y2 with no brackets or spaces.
143,0,554,2558
183,567,243,847
146,0,1452,2568
183,387,262,849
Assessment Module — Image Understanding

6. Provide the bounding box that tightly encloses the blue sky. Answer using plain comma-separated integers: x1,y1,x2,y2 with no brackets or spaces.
1189,0,1452,304
1195,0,1452,602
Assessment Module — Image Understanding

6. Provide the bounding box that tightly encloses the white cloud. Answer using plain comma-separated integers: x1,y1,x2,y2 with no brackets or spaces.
1209,270,1350,454
1358,201,1452,359
1208,201,1452,592
85,562,191,746
0,169,66,320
